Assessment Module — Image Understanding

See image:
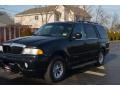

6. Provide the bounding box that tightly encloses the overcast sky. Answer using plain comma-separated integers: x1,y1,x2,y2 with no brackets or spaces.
0,5,120,16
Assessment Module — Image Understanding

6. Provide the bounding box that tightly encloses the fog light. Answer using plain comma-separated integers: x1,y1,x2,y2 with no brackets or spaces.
24,62,28,68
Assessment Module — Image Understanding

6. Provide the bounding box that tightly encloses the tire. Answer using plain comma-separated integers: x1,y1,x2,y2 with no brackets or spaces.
44,56,66,84
96,51,105,66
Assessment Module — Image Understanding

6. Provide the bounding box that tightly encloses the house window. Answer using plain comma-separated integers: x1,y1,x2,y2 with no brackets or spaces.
35,16,39,20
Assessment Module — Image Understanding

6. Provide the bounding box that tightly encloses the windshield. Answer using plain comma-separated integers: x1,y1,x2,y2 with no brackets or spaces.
33,23,74,37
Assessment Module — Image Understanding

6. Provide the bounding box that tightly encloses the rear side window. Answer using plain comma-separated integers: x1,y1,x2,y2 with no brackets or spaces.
96,25,108,39
83,24,97,38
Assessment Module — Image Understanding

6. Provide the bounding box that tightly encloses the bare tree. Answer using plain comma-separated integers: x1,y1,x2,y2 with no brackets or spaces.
40,6,58,24
94,6,110,27
80,5,93,20
83,5,93,14
111,13,119,29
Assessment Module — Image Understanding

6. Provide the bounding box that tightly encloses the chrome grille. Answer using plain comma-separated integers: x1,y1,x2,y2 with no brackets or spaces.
3,43,25,54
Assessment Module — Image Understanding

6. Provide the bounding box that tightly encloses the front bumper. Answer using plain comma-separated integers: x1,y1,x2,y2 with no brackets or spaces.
0,53,49,75
105,48,109,55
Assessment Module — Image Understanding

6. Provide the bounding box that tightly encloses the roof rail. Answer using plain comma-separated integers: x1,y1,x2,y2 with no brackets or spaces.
77,20,99,25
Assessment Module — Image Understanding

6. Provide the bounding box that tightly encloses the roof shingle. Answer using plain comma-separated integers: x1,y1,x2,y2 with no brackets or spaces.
16,5,57,15
16,5,91,18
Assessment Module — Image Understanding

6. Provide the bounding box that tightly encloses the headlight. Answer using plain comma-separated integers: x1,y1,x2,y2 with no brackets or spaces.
22,48,43,55
0,46,3,52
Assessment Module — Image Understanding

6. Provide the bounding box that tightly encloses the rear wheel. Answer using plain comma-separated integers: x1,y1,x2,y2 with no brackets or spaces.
44,56,66,83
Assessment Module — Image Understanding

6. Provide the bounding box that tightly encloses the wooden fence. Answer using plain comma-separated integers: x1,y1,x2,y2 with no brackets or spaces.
0,25,37,44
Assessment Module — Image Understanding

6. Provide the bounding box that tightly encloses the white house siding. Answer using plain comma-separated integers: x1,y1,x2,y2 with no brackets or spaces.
55,5,65,21
15,13,55,28
0,22,6,26
15,6,91,28
68,10,75,21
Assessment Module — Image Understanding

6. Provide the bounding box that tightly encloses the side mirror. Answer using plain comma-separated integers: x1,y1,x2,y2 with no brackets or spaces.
72,33,82,39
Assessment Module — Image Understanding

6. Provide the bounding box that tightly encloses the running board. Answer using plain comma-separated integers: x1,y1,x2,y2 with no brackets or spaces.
71,60,97,70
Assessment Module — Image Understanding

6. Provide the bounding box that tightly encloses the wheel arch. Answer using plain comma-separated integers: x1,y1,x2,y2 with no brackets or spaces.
48,50,70,66
100,47,106,55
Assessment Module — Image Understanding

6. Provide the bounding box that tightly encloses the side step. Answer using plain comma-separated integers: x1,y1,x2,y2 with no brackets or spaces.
71,60,97,70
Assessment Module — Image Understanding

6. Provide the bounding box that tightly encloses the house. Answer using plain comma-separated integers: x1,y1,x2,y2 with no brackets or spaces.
15,5,91,28
0,11,14,26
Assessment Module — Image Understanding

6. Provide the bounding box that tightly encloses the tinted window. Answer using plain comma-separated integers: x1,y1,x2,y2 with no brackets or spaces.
34,23,73,37
73,23,83,34
84,24,97,38
96,25,108,39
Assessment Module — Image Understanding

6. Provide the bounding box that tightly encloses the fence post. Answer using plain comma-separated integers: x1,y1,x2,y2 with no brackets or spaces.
9,26,11,40
4,27,6,42
14,26,16,38
18,27,21,37
0,28,1,44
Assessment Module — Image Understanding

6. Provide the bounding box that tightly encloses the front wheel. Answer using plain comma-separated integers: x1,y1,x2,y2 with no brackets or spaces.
96,51,105,66
44,56,66,83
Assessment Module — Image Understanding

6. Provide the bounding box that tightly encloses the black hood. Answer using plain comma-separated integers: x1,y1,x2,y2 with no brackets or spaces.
6,36,58,46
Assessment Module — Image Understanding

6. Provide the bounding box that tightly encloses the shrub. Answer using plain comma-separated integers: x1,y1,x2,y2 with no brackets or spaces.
107,30,120,41
20,27,32,37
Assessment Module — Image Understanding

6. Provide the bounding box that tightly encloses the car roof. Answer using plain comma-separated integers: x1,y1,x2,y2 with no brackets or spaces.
47,21,77,24
47,21,100,25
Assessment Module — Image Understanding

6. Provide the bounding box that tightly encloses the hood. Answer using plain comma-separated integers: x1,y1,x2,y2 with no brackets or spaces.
6,36,58,46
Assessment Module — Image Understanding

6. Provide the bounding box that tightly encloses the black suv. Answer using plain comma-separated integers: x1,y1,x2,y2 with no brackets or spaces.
0,21,109,83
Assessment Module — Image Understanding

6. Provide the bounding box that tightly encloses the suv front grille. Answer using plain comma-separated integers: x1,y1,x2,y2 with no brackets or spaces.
3,45,23,54
3,46,11,53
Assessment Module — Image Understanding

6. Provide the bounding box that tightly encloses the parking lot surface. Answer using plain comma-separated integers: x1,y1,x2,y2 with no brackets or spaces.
0,41,120,85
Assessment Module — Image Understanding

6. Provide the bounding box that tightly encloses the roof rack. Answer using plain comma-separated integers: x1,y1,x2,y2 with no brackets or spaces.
77,20,99,25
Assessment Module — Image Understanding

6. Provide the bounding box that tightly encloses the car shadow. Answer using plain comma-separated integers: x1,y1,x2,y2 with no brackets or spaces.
0,65,108,85
0,76,47,85
58,64,110,85
57,53,118,84
104,53,118,64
